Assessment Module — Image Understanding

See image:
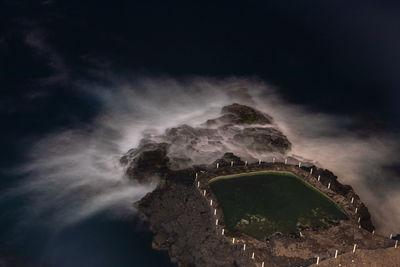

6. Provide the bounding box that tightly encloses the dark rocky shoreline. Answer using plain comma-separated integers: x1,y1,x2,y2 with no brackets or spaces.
124,102,398,266
134,156,395,267
120,103,292,183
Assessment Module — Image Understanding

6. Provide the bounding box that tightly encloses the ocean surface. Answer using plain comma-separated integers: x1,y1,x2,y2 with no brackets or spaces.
0,158,175,267
0,196,174,267
0,90,177,266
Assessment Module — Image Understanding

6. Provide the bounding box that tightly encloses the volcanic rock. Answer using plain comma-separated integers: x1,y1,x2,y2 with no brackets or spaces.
221,103,273,125
135,153,386,267
123,102,391,267
232,127,291,154
212,152,245,168
122,103,291,181
124,142,170,183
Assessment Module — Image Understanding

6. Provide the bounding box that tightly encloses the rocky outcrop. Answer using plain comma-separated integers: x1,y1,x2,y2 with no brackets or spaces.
206,103,273,125
232,127,290,154
309,247,400,267
122,103,291,182
135,154,390,267
122,101,390,266
121,142,170,183
212,152,244,168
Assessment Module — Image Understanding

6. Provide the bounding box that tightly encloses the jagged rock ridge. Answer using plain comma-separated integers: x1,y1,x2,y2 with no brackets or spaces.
121,103,291,183
120,101,400,267
135,156,392,267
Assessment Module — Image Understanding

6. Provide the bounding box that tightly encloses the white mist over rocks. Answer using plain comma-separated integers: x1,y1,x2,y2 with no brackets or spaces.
252,90,400,235
4,76,399,237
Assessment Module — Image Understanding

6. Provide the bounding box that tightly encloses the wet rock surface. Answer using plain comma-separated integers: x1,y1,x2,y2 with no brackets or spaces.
123,103,291,179
122,142,170,183
309,247,400,267
122,102,395,266
136,159,394,267
209,103,273,125
232,127,291,154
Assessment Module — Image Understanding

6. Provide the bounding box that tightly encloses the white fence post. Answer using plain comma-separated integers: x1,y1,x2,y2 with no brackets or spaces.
243,244,246,251
210,199,213,206
203,190,206,196
259,159,261,165
353,244,357,253
351,197,354,203
195,172,198,179
245,160,248,166
310,168,313,175
232,237,235,244
395,240,398,248
285,158,288,164
328,182,331,189
216,163,219,169
216,219,218,225
273,157,276,163
316,256,320,265
214,209,216,215
261,262,264,267
335,249,338,258
390,233,393,239
355,207,358,214
318,175,320,181
298,161,302,167
197,181,200,188
222,229,224,235
231,161,234,167
251,252,255,259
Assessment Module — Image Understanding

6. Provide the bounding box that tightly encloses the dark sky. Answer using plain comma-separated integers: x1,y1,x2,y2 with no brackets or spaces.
1,0,400,165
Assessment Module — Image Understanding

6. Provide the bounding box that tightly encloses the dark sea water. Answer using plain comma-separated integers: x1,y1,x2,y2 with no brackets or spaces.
0,78,178,266
0,163,175,267
0,196,174,267
1,1,400,266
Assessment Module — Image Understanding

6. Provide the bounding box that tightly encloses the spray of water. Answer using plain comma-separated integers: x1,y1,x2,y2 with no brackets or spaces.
3,75,399,236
